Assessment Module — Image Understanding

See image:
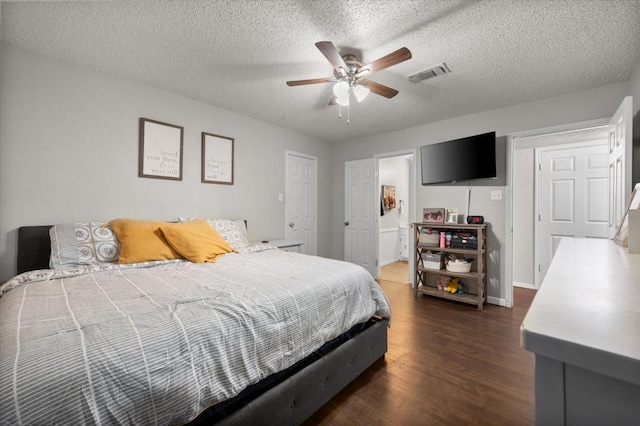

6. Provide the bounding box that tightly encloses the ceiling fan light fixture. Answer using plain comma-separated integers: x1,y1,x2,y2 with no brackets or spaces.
333,80,350,105
352,85,369,102
287,41,412,123
335,93,350,106
333,81,349,98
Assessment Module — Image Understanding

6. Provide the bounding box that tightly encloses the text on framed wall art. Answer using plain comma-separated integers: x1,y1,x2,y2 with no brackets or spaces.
202,132,234,185
138,117,184,180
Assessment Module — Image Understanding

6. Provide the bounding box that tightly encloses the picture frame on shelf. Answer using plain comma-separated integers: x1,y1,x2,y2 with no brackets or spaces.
423,208,445,224
445,208,458,224
138,117,183,181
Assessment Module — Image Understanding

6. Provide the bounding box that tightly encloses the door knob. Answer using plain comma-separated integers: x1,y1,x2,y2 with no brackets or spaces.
289,222,294,228
344,221,349,226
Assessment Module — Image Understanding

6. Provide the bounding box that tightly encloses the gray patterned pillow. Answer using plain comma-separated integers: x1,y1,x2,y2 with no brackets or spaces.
178,217,249,250
49,222,120,269
205,219,250,250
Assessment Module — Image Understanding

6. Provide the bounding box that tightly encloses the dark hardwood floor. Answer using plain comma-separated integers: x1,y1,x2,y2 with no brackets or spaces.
304,280,537,425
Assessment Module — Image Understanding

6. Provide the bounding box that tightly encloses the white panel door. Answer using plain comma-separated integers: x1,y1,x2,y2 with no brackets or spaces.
608,96,633,238
537,143,608,285
285,151,317,255
344,158,376,277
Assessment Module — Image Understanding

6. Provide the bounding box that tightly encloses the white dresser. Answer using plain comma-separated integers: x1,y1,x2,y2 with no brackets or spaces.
267,239,304,253
521,238,640,425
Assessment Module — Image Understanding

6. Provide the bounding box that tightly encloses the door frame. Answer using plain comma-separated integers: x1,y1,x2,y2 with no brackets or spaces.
285,150,318,255
506,118,608,306
607,96,634,239
374,149,417,282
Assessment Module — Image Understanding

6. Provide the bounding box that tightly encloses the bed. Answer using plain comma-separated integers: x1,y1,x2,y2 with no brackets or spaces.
0,220,391,425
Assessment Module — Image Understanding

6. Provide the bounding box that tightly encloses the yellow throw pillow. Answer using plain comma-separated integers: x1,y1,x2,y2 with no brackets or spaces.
158,219,236,263
108,218,183,264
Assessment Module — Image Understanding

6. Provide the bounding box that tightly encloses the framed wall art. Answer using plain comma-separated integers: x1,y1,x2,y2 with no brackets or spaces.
423,208,445,224
202,132,234,184
138,117,183,180
381,185,397,211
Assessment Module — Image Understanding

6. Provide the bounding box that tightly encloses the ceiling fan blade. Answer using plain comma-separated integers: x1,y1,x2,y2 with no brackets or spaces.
360,79,399,98
315,41,348,74
356,47,412,78
286,77,335,86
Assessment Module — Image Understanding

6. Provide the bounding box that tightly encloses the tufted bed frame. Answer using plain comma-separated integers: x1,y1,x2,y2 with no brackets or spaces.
15,226,388,425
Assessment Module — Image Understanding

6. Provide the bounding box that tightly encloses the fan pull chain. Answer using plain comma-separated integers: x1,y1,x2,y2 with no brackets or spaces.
336,104,350,124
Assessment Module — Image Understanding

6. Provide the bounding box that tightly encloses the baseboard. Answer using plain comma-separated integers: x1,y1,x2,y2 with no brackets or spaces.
487,296,506,307
380,258,401,266
514,281,536,290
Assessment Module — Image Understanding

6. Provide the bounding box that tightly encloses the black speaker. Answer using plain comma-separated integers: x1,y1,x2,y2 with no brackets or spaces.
466,215,484,224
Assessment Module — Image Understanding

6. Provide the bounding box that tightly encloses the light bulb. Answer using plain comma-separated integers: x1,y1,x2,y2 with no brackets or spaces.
336,93,350,106
333,81,349,98
352,85,369,102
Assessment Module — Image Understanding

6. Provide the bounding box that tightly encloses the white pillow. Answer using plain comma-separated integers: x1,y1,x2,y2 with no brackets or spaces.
49,222,120,269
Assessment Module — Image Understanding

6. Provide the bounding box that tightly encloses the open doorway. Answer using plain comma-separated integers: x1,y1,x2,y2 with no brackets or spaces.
511,127,608,290
507,120,609,304
507,97,633,306
375,150,417,284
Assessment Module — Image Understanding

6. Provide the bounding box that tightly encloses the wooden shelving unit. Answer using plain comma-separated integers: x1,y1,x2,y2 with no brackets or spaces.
413,222,487,310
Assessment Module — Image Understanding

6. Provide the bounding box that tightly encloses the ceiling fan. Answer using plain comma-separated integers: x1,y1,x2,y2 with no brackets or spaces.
286,41,412,108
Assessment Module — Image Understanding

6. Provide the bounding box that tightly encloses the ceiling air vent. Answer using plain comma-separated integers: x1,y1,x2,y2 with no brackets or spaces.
408,62,451,83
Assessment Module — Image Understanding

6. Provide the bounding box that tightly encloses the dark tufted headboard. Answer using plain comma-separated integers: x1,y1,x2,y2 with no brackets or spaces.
17,226,53,274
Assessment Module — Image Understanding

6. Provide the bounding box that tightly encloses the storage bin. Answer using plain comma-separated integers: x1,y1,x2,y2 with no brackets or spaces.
419,229,440,246
451,234,477,249
421,252,443,270
446,261,472,273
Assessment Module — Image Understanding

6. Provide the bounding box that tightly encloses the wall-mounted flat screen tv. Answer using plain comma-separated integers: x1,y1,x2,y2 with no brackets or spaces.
420,131,497,185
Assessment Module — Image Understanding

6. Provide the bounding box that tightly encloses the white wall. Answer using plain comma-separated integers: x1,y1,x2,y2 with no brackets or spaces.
331,81,630,305
512,148,534,287
379,156,409,229
0,44,333,281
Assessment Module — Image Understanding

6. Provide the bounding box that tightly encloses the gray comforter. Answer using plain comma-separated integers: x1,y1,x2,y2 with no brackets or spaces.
0,248,390,425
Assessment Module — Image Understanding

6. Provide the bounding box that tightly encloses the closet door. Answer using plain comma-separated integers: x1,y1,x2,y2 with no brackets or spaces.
537,143,608,284
285,151,317,255
344,158,376,277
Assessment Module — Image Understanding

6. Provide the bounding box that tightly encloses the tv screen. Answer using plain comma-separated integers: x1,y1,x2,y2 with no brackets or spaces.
420,131,497,185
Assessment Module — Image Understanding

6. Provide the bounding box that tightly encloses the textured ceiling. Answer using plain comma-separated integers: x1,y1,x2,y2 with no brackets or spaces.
2,0,639,143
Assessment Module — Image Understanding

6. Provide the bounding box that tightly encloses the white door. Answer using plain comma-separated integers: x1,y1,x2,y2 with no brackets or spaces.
344,158,376,277
536,143,608,286
608,96,633,238
285,151,317,255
